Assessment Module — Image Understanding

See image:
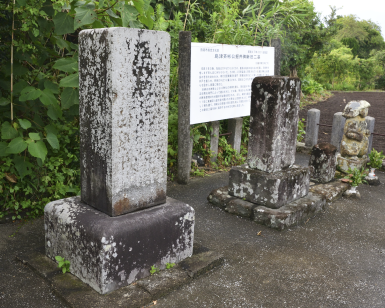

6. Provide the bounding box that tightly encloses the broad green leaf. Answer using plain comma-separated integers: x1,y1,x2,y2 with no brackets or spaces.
19,119,31,129
55,256,63,261
28,140,48,161
106,8,119,19
39,89,58,106
6,137,27,154
1,122,18,139
99,0,104,8
46,132,60,149
29,133,41,140
53,58,78,73
139,12,154,30
91,20,105,28
61,88,79,109
54,36,72,51
16,0,27,6
13,80,29,95
121,5,139,27
47,104,63,120
19,87,42,102
130,20,143,28
74,3,97,30
53,12,75,35
0,142,8,156
45,124,58,135
14,155,32,179
44,80,59,94
59,73,79,88
134,0,151,16
0,97,9,106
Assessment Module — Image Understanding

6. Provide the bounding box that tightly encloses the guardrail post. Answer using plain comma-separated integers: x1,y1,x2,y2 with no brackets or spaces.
330,112,346,152
305,109,320,148
228,117,243,153
210,121,220,163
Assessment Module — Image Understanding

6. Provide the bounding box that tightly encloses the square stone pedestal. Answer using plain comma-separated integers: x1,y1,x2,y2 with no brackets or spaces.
337,155,367,173
44,197,194,294
228,165,309,209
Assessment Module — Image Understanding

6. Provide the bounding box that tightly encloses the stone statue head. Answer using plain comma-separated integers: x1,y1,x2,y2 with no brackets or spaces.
342,100,370,119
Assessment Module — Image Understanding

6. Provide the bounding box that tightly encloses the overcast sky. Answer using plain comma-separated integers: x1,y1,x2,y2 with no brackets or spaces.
311,0,385,37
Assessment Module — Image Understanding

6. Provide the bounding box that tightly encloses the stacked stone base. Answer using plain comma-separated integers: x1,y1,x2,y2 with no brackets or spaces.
208,181,349,230
228,165,310,208
337,155,367,172
45,197,195,294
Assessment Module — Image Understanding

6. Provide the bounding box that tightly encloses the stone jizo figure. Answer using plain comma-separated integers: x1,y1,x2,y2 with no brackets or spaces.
340,100,371,158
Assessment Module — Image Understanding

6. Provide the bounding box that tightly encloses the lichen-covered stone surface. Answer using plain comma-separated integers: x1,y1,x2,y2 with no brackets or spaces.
253,192,326,230
44,196,194,294
247,76,301,173
309,181,349,202
337,155,367,173
228,165,309,209
309,143,337,183
340,100,371,159
79,28,170,216
208,180,349,230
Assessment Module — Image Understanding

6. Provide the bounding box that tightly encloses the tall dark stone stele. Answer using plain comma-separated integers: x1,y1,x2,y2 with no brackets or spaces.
229,76,310,208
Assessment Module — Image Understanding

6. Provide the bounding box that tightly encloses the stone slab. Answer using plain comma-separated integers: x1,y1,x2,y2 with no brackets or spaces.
228,165,309,209
253,192,326,230
309,181,350,202
228,117,243,153
17,243,223,307
207,186,234,209
337,155,367,173
44,196,194,294
208,181,350,230
247,76,301,173
79,28,170,216
305,109,320,148
136,266,189,298
179,250,224,278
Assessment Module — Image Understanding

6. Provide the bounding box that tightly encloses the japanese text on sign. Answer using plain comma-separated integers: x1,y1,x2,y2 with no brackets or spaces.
190,43,274,125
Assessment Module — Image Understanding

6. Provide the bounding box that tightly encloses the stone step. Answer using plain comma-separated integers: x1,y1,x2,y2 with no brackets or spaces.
208,181,349,230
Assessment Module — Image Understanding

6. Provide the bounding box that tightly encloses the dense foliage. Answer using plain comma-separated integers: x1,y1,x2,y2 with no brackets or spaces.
0,0,384,219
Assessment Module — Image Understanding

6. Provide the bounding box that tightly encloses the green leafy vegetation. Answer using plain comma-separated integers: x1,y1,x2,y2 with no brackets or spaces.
344,167,368,187
368,149,385,170
55,255,70,273
150,265,159,275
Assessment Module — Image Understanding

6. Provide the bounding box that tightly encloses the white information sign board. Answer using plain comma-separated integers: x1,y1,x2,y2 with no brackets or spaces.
190,43,275,125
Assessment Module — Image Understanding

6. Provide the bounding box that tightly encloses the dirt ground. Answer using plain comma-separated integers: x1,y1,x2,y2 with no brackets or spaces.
299,91,385,152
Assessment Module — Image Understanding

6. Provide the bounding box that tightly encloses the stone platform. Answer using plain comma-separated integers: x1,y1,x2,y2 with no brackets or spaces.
337,155,367,173
208,181,349,230
228,165,309,209
45,196,195,294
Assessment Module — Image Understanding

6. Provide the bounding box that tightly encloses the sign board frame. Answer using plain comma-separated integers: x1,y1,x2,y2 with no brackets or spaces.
190,42,275,125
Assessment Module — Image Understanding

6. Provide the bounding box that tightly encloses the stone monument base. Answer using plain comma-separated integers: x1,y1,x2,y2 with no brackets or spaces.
44,197,195,294
228,165,309,209
337,155,367,173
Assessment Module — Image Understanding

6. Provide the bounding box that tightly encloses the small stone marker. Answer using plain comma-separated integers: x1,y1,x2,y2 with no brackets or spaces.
305,109,320,148
45,28,195,295
228,117,243,153
309,143,337,183
247,76,301,173
79,28,170,216
330,112,346,152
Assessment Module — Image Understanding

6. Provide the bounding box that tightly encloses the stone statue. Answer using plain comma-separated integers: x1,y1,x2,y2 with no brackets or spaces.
337,100,371,172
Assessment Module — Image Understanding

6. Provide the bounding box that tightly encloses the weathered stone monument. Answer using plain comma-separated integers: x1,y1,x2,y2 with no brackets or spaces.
44,28,195,294
207,76,339,230
337,100,371,172
309,143,337,183
229,76,309,206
